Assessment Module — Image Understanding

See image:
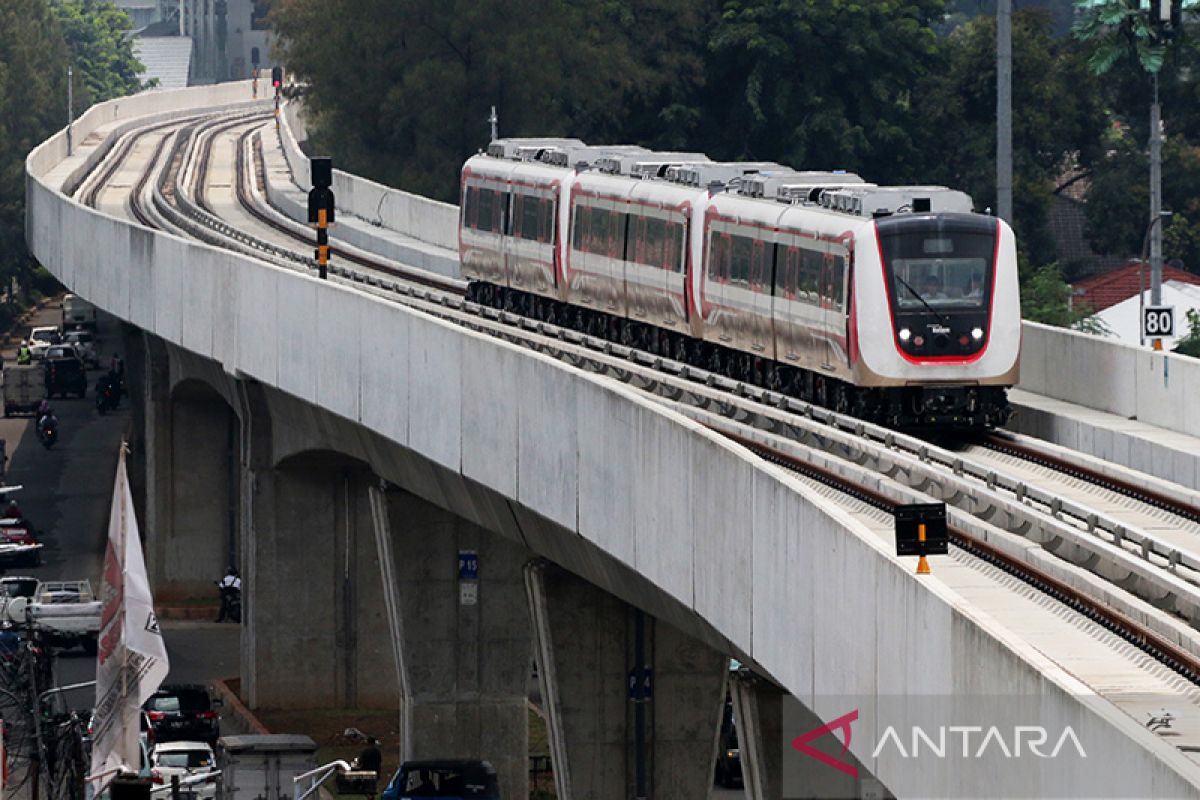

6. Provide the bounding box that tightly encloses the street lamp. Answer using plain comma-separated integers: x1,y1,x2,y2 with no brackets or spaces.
1139,209,1174,347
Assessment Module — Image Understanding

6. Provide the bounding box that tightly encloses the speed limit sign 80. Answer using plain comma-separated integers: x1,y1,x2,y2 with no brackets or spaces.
1143,305,1175,339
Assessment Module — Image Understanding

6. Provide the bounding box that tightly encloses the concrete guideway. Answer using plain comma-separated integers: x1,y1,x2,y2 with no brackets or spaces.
26,83,1200,798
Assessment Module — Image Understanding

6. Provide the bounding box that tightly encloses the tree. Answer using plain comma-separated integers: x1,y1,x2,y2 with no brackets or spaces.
693,0,947,181
911,10,1106,270
0,0,75,289
271,0,718,202
51,0,147,105
1021,262,1109,332
1174,308,1200,357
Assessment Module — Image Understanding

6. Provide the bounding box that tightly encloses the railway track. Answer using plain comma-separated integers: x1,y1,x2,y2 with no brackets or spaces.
78,106,1200,751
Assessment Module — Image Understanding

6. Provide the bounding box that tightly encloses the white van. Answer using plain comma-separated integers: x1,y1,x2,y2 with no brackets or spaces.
62,294,97,331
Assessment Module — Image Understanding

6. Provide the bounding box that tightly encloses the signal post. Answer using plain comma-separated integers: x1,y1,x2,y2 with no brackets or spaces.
308,158,335,280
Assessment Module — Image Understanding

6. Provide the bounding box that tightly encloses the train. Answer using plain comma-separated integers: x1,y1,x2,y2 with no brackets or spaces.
459,138,1020,430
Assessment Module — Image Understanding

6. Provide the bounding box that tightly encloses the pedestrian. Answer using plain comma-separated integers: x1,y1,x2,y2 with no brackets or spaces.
355,737,382,774
215,567,241,622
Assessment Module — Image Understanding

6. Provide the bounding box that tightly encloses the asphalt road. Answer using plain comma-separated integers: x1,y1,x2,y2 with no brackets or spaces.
2,302,238,718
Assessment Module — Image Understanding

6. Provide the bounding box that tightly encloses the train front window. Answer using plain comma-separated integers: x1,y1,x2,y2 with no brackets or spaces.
879,224,996,312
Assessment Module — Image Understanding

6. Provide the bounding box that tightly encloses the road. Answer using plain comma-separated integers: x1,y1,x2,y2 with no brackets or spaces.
1,302,238,717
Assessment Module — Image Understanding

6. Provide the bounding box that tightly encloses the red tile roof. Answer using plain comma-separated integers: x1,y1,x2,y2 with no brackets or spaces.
1071,262,1200,313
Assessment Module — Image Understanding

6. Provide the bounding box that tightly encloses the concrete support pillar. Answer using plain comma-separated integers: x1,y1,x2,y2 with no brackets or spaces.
142,335,238,600
244,457,388,709
142,334,173,592
368,486,532,800
526,562,728,800
730,672,783,800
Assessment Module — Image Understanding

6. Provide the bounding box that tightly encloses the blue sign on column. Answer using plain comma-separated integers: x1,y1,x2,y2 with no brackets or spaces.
458,550,479,580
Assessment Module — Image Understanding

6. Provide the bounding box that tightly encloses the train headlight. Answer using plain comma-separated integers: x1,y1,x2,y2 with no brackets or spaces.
971,327,984,340
898,328,911,342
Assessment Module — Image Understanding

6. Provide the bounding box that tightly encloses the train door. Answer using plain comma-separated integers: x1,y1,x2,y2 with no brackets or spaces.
819,251,837,369
749,237,771,353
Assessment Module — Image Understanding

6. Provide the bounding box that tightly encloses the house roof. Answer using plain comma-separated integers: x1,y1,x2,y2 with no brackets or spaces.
1071,262,1200,313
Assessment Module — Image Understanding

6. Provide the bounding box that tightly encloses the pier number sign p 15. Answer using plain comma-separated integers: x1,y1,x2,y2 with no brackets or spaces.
1143,306,1174,339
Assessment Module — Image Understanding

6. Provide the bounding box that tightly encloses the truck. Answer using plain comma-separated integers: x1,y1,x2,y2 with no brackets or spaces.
62,293,98,331
216,734,317,800
0,579,102,653
3,364,46,416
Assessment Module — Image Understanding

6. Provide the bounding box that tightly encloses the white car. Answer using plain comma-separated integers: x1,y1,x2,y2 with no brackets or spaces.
62,330,98,368
150,741,218,799
27,326,60,360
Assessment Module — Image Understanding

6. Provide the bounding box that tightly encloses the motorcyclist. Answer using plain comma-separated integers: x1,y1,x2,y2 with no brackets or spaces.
16,341,31,365
2,498,20,520
36,403,56,439
216,567,242,622
97,370,119,409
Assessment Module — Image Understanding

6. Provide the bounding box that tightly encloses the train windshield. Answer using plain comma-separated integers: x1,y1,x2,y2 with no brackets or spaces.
878,217,997,312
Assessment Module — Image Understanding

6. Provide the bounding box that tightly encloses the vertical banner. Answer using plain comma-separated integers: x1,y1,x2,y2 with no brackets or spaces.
90,445,169,789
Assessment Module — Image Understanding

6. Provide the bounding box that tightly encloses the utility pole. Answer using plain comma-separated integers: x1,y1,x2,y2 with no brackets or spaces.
1149,71,1164,349
67,65,74,157
996,0,1013,224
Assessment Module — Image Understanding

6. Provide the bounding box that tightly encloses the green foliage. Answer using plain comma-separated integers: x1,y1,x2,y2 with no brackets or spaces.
51,0,147,103
911,10,1106,267
1073,0,1168,75
0,0,75,288
1084,136,1200,269
271,0,717,202
1021,262,1109,332
691,0,946,182
1174,308,1200,357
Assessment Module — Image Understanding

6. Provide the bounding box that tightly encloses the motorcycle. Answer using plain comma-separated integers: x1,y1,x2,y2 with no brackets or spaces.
216,582,241,623
96,380,118,414
37,417,58,450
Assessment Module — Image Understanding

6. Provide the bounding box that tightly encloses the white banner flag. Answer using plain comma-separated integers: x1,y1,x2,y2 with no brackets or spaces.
90,445,169,787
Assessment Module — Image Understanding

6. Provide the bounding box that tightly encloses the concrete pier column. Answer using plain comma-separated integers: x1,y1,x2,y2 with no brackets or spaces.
730,671,783,800
243,454,389,709
525,561,728,800
368,486,533,800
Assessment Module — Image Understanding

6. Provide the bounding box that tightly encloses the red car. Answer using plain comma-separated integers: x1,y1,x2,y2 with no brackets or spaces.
0,516,41,566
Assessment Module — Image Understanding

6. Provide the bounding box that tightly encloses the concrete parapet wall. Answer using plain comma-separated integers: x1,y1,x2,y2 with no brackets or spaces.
278,101,459,252
26,88,1200,798
1020,321,1200,437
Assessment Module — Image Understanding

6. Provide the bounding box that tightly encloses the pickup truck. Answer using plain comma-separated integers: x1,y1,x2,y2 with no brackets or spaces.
3,364,46,416
1,579,102,653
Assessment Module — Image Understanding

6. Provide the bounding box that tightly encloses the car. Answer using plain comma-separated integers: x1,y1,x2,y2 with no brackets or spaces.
0,518,40,566
27,326,61,360
62,331,98,368
381,760,501,800
44,348,87,398
0,575,40,599
150,740,218,800
144,685,221,744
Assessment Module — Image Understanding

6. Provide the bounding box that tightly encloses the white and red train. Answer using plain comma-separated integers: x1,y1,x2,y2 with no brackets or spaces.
460,138,1020,429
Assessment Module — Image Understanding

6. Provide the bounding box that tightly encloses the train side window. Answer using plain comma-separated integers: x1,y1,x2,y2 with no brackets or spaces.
832,254,846,310
730,235,752,287
800,247,821,301
516,193,541,241
587,207,607,254
476,189,496,234
665,221,684,273
462,186,477,230
709,232,730,282
572,205,588,251
612,212,629,261
631,216,646,264
750,239,768,291
775,245,798,300
539,199,556,244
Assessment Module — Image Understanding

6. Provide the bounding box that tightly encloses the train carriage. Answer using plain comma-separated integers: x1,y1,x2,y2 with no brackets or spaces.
460,139,1020,429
